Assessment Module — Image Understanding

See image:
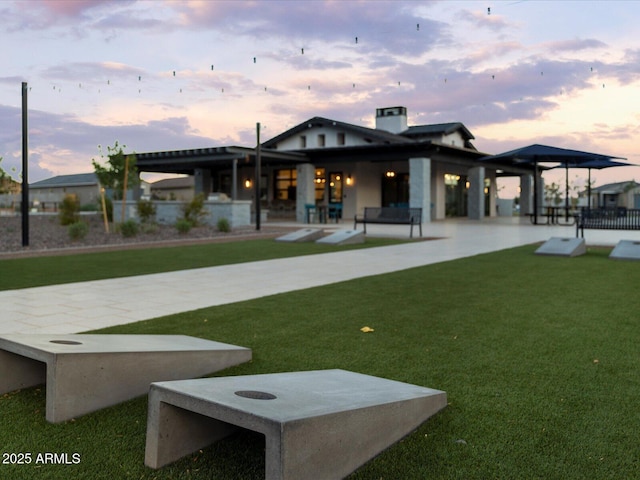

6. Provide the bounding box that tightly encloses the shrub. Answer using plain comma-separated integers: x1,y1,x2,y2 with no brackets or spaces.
217,217,231,233
118,219,139,238
181,193,207,226
67,221,88,241
140,222,158,234
175,218,192,234
59,194,80,226
136,199,156,223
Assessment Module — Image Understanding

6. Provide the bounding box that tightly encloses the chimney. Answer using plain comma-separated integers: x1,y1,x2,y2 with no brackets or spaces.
375,106,408,134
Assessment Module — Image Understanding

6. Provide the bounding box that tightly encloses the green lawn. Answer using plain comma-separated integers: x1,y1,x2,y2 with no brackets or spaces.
1,244,639,479
0,237,404,291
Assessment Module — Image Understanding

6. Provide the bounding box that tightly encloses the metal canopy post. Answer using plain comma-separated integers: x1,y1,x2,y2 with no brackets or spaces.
21,82,29,247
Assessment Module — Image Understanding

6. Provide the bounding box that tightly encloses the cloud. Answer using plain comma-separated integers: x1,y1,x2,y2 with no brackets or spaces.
0,103,220,182
169,0,447,57
544,38,608,53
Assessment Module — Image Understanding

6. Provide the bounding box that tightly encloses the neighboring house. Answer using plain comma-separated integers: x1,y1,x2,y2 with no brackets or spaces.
30,173,101,207
29,173,150,209
150,176,195,201
135,106,537,223
580,181,640,209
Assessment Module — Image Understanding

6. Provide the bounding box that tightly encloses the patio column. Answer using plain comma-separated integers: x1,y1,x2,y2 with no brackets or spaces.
409,157,431,223
519,174,533,216
194,169,212,197
296,163,315,223
468,166,485,220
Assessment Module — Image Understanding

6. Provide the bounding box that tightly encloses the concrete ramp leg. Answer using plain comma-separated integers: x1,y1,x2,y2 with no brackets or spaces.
145,369,447,479
535,237,586,257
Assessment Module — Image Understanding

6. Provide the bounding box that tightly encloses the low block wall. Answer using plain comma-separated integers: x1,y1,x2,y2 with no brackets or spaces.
113,200,252,227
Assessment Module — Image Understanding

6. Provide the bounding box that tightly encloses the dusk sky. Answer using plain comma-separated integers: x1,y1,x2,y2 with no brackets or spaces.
1,0,639,198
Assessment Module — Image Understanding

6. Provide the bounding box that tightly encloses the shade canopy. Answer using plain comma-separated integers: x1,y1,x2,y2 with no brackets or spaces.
481,143,625,166
480,144,627,223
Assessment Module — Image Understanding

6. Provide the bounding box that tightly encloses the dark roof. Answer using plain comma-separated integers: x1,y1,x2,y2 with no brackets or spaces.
401,122,475,141
30,173,98,188
591,181,638,193
262,117,412,148
136,146,307,174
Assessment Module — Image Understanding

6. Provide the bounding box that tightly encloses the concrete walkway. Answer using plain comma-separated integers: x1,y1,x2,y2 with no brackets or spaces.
2,218,638,335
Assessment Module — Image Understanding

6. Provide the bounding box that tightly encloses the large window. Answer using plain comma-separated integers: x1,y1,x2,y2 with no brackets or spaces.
275,168,297,200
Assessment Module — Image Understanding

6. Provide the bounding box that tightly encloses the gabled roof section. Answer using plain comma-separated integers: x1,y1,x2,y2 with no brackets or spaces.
151,176,194,189
262,116,412,148
591,180,638,193
30,173,98,188
401,122,475,141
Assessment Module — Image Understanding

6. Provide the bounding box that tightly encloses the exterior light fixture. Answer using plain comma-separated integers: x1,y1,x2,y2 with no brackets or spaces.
385,170,396,178
244,179,253,189
346,175,353,186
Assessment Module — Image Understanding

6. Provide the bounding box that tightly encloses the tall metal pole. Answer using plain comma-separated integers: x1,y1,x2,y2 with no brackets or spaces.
21,82,29,247
255,122,261,230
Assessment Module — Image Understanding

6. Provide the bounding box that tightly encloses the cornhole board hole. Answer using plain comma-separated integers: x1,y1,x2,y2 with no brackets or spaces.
535,237,586,257
275,228,324,243
610,240,640,261
145,369,447,479
0,334,251,423
315,229,364,245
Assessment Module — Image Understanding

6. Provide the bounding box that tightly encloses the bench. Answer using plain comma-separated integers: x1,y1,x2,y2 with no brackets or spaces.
145,369,446,479
576,207,640,237
354,207,423,238
0,334,251,423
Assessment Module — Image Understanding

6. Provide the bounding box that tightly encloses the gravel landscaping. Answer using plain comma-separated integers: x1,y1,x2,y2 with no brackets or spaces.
0,214,289,258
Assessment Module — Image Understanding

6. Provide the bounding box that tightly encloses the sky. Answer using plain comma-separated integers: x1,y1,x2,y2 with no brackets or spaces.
1,0,639,198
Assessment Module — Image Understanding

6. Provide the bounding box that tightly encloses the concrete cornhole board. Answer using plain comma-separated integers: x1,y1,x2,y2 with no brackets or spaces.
275,228,324,243
610,240,640,260
145,369,446,479
0,334,251,423
535,237,586,257
315,229,364,245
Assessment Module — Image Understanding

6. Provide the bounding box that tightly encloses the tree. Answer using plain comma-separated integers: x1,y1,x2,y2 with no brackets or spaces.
0,157,19,194
92,141,138,200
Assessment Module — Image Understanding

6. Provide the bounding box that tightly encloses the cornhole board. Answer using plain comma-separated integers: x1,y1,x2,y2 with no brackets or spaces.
275,228,324,243
609,240,640,261
315,229,364,245
534,237,586,257
0,334,252,423
145,369,446,479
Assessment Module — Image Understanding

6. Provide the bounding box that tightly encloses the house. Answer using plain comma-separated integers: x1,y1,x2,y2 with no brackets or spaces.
29,173,151,209
580,181,640,209
134,106,537,223
150,176,195,201
30,173,101,208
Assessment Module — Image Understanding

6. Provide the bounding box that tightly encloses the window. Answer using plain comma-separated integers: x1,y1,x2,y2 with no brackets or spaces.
275,168,297,200
337,132,345,145
318,134,325,147
300,135,307,148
